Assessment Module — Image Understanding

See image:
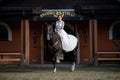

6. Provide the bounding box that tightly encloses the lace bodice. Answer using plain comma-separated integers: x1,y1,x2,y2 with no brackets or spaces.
55,21,64,32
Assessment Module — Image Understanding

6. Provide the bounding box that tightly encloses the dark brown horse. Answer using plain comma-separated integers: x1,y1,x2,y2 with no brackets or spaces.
46,24,77,72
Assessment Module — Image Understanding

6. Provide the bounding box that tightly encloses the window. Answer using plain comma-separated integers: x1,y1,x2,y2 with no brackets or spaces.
0,25,8,41
0,22,12,41
109,21,120,40
113,23,120,40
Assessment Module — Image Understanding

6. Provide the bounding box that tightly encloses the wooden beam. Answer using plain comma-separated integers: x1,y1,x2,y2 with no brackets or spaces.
0,59,20,61
94,19,97,53
41,25,44,64
97,52,120,54
0,53,24,67
21,20,25,62
96,51,120,65
98,58,120,60
89,20,93,63
0,53,21,55
25,19,30,64
89,19,98,66
21,19,30,64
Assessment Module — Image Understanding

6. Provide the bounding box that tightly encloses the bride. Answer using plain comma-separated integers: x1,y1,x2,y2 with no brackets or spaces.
55,14,78,52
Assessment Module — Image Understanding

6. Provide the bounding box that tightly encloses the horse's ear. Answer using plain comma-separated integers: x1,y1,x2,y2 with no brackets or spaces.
44,22,48,26
51,22,55,26
51,22,54,26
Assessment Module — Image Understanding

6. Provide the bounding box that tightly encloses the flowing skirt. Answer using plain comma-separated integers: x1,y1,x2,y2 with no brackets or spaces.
59,29,78,52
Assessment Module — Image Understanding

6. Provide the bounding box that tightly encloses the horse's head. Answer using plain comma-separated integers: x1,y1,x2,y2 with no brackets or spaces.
46,24,62,51
46,25,60,52
46,25,54,41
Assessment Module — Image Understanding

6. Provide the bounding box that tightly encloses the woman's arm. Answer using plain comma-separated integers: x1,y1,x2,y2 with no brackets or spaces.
62,21,64,29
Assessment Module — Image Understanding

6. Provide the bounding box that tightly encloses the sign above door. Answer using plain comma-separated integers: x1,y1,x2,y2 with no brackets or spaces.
39,9,76,18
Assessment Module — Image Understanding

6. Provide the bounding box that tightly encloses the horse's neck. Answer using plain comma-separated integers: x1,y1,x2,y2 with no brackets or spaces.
49,27,62,49
52,32,57,43
52,32,63,51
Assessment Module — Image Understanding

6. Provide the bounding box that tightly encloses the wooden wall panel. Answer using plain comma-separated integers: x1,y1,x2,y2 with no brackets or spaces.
29,21,43,64
97,20,117,51
0,21,21,52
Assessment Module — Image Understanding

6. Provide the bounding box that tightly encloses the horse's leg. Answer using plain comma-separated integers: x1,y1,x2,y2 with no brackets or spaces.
71,49,77,72
52,49,60,73
52,54,57,73
71,61,75,72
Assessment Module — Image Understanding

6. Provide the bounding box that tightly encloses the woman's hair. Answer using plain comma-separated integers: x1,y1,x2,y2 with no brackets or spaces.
58,14,63,18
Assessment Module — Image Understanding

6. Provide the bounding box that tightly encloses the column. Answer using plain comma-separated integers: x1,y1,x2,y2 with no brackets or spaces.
89,19,98,65
21,20,25,63
94,19,98,66
21,19,30,65
89,20,93,63
25,19,30,64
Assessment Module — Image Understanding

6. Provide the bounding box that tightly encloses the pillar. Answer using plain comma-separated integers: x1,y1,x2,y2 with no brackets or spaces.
21,19,30,64
89,19,98,65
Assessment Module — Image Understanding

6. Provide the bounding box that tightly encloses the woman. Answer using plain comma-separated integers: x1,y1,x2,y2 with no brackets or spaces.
55,14,78,52
55,14,64,35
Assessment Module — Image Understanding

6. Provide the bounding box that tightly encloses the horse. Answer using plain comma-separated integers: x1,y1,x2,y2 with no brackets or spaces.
46,24,77,73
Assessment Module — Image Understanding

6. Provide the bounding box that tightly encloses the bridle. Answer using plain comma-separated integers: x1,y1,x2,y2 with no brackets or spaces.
47,26,53,40
46,25,60,49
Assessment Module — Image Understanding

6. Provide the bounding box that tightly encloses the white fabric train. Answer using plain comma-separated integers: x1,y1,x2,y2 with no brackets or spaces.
59,29,78,52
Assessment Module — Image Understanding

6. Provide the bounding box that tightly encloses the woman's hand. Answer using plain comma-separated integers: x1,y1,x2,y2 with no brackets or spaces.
57,31,60,35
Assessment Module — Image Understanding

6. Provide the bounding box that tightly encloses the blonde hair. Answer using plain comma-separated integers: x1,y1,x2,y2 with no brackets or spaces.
57,14,63,18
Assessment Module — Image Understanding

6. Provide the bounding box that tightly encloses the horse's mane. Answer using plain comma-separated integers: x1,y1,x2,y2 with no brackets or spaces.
47,25,58,44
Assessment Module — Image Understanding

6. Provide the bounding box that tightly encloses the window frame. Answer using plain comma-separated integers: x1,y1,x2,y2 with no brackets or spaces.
0,22,12,41
109,21,120,40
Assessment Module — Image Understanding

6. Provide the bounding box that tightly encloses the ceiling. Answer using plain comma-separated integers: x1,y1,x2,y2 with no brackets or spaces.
0,0,120,20
0,0,119,9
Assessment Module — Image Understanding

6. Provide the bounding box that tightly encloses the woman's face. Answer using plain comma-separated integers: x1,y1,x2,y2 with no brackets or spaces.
58,15,62,20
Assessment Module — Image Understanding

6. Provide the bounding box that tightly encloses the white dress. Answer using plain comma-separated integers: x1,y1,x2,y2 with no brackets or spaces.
55,21,78,52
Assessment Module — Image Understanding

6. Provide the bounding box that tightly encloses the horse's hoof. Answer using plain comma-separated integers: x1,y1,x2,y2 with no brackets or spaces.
71,65,75,72
71,64,75,72
53,68,56,73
